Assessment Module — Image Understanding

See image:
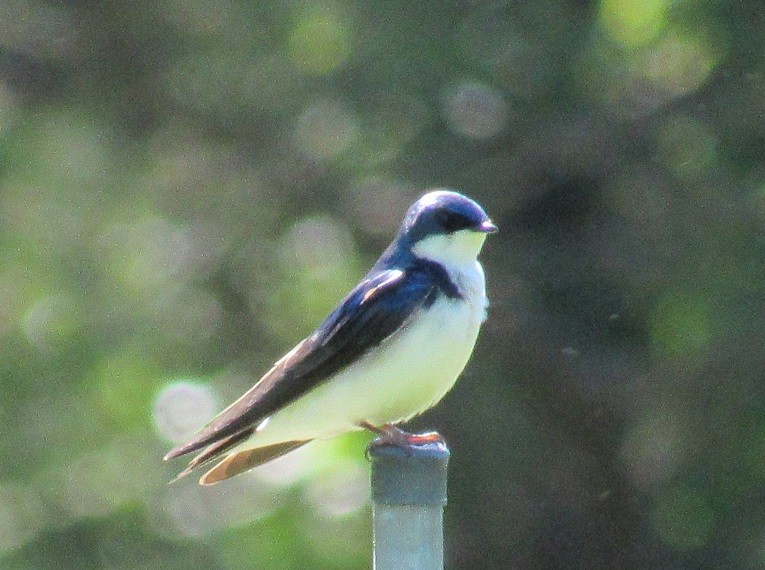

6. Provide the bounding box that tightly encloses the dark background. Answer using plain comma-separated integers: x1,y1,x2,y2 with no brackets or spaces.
1,1,763,568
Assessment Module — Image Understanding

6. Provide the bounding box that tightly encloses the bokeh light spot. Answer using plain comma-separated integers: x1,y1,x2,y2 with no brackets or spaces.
288,11,350,75
153,380,219,443
621,407,685,489
102,216,194,290
293,101,359,161
47,436,159,520
600,0,668,48
347,176,417,237
642,30,721,97
441,81,508,140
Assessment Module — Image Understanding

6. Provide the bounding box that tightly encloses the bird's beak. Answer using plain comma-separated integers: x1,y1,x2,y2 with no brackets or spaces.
477,219,498,233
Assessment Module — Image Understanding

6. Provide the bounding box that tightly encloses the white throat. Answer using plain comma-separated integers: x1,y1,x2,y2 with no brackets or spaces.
411,229,487,268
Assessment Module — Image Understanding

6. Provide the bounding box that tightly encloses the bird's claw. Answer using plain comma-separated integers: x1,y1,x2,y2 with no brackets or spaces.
359,421,446,457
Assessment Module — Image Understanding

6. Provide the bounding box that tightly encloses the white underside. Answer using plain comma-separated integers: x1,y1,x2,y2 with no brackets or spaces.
235,257,487,450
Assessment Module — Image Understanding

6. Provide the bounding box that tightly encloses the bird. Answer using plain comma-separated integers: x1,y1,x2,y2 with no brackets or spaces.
164,189,497,485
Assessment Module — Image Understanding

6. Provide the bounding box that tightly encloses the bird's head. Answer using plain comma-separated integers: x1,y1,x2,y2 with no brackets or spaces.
399,190,497,266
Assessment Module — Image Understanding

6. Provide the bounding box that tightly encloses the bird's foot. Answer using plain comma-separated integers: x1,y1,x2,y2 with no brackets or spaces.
358,421,445,455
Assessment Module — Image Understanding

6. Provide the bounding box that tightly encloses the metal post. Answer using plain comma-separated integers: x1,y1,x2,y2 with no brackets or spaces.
368,437,450,570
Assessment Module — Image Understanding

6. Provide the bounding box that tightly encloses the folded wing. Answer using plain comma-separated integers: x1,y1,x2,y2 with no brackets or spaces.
164,267,436,465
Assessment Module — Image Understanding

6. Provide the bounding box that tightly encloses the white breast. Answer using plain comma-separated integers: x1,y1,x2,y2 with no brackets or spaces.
247,260,488,447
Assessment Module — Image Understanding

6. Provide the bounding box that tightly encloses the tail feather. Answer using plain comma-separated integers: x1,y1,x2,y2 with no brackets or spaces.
199,440,312,485
166,429,253,484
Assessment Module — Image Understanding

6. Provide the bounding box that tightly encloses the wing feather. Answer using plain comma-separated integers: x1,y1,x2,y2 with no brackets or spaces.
164,267,435,462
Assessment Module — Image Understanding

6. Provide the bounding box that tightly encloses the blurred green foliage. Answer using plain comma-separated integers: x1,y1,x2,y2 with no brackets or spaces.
0,0,763,568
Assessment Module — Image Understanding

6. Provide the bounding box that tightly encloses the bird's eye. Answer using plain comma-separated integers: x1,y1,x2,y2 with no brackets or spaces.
436,210,471,233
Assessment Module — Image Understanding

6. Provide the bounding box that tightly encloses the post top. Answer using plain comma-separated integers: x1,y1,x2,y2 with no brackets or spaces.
368,437,450,506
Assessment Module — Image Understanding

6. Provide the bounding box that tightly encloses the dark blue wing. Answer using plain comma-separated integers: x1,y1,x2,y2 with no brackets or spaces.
165,267,438,459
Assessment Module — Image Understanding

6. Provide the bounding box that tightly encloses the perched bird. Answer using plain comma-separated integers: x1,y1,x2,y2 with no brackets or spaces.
164,190,496,485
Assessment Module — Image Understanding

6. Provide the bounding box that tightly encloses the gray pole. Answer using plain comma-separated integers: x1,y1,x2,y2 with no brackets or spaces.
368,438,449,570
